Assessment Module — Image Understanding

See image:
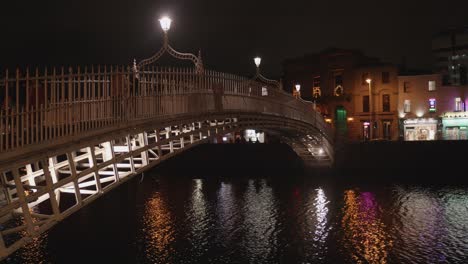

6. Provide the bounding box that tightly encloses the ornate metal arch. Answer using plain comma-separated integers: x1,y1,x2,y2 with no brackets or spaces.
252,66,283,90
134,32,204,75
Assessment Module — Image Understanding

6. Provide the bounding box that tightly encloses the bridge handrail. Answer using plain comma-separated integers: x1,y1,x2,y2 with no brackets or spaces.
0,66,331,154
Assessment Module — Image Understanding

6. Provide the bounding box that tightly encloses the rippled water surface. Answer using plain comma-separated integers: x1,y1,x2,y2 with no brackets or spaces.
5,172,468,263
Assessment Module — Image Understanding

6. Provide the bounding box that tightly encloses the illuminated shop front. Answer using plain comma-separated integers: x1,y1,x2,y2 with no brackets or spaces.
403,118,438,141
442,112,468,140
244,129,265,143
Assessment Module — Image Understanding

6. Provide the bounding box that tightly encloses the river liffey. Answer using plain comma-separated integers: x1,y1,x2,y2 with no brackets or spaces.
5,170,468,264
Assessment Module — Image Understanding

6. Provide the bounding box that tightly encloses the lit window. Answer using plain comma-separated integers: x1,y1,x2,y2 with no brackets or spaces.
313,87,321,98
428,81,436,91
429,98,436,112
404,100,411,113
455,97,462,111
261,86,268,96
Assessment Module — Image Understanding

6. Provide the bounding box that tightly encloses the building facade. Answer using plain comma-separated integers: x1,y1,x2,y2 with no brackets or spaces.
432,27,468,85
398,73,468,140
282,48,399,142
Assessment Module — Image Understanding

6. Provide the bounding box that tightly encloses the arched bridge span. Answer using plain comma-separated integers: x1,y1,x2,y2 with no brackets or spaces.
0,66,332,258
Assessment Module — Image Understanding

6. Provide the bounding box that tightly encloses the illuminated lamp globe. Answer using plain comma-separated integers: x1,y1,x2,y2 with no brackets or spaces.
366,78,372,84
254,57,261,67
159,16,172,32
295,84,301,92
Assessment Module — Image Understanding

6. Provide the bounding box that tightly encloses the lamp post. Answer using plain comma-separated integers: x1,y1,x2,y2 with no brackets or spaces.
254,57,261,72
251,56,283,90
295,84,301,99
134,16,204,74
366,78,372,140
159,16,172,45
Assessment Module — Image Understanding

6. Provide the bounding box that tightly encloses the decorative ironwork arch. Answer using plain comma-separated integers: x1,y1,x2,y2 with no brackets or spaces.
252,62,283,90
134,30,204,75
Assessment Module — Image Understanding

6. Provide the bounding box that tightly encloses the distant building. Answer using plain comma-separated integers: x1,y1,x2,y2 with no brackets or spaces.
398,73,468,140
282,48,399,142
432,27,468,85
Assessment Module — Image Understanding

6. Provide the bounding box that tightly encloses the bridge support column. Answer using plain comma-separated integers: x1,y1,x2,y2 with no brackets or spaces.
66,152,83,206
87,147,103,194
102,141,120,183
138,133,149,166
126,136,136,173
12,169,36,236
41,158,60,218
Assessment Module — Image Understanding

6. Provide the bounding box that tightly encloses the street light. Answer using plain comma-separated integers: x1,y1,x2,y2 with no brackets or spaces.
251,56,283,90
254,57,261,68
294,84,301,98
159,16,172,32
135,16,204,74
366,78,373,140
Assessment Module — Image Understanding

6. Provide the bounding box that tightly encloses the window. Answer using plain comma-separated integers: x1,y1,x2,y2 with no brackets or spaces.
382,72,390,83
382,121,391,140
363,95,370,112
428,81,436,91
261,86,268,96
313,87,321,98
455,97,462,111
429,98,436,112
460,65,467,85
403,82,410,93
382,94,390,112
312,76,321,98
313,76,320,88
404,100,411,113
362,73,370,85
335,74,343,87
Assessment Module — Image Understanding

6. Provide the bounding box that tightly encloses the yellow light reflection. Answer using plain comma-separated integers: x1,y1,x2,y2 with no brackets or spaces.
342,190,392,264
143,191,174,261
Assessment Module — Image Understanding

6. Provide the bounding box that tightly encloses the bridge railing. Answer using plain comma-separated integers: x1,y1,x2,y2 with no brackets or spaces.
0,66,331,154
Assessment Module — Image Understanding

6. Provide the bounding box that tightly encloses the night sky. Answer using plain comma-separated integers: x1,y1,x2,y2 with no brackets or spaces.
1,0,468,78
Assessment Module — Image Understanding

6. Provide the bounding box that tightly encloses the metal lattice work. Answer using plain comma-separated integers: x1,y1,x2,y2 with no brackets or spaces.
135,30,204,74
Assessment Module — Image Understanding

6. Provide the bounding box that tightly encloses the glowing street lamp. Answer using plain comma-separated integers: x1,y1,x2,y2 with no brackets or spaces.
254,57,261,68
366,78,373,140
295,84,301,92
159,16,172,32
134,16,203,74
251,56,283,90
294,84,301,98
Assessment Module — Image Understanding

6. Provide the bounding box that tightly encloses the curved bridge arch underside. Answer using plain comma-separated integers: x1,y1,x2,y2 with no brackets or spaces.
0,111,332,259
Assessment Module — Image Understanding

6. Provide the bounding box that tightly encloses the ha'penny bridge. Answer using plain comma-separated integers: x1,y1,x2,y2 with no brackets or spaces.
0,17,333,259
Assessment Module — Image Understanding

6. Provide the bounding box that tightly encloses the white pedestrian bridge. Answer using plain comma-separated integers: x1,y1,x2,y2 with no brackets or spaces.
0,21,333,259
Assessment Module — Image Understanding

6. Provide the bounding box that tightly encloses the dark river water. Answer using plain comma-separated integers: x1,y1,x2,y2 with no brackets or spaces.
5,171,468,263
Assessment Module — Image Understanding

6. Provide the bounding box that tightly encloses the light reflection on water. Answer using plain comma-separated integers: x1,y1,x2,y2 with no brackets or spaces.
312,188,329,254
389,186,468,263
139,189,175,263
242,179,278,263
5,176,468,263
341,190,392,264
